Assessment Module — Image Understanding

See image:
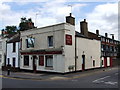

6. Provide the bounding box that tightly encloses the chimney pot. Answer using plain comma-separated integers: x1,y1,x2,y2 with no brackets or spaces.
96,30,99,35
105,33,108,37
66,13,75,25
84,19,86,22
112,35,114,39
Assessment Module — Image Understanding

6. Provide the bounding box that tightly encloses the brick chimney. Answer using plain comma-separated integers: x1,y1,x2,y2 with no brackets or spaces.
96,30,99,35
80,19,88,37
66,13,75,25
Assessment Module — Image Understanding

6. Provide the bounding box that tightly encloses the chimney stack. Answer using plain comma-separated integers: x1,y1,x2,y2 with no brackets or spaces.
105,33,108,37
66,13,75,25
96,30,99,35
80,19,88,37
112,35,114,40
110,34,114,40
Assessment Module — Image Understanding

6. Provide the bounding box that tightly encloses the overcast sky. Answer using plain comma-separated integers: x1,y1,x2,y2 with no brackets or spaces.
0,0,118,40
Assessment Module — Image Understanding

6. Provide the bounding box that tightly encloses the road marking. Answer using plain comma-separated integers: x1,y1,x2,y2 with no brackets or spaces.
71,80,78,81
115,73,118,75
93,76,110,83
104,81,118,85
93,76,118,85
0,75,2,77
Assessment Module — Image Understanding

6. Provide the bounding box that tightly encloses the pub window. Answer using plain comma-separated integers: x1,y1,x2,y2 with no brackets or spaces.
13,42,16,52
26,37,35,48
24,56,29,66
45,55,53,67
48,36,53,47
39,56,44,66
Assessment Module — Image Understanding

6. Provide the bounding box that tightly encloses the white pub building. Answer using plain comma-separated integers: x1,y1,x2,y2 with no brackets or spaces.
20,14,101,73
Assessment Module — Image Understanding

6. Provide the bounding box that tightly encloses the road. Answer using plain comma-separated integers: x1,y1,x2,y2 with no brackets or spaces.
1,67,119,89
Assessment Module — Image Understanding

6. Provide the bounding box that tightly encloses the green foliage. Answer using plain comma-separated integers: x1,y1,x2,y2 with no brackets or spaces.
2,26,18,35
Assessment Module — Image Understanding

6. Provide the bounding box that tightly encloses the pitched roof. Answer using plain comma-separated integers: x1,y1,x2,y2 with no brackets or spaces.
7,33,20,43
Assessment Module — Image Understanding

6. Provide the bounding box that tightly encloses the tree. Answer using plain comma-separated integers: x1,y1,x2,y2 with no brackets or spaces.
19,17,35,31
2,26,18,35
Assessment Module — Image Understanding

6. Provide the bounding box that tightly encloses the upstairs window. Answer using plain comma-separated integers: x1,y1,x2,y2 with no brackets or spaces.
26,37,35,48
48,36,53,47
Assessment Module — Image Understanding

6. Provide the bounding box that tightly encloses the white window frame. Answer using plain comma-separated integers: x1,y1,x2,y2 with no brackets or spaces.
45,55,53,67
48,36,53,48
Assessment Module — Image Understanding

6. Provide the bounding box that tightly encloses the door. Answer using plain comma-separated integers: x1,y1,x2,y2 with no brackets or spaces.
110,57,112,67
104,57,107,68
13,58,16,67
82,55,85,71
33,56,37,73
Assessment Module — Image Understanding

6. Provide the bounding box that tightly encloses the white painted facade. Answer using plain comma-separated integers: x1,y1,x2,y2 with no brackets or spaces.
76,37,101,71
20,23,75,73
6,42,20,68
0,37,7,69
20,23,101,73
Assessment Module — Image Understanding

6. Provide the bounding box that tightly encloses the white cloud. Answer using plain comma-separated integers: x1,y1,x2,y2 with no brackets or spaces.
0,1,118,41
86,3,118,40
0,0,87,29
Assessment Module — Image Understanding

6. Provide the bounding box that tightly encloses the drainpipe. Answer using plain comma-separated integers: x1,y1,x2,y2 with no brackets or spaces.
75,35,77,71
5,40,7,66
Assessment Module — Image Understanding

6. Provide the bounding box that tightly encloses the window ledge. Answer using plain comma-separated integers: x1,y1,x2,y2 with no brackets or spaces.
23,65,30,68
45,67,53,70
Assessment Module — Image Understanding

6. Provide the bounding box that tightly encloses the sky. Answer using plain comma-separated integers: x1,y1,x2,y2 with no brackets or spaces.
0,0,119,40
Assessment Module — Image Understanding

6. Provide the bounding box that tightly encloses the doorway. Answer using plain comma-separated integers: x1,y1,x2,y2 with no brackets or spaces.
104,57,107,68
82,55,85,71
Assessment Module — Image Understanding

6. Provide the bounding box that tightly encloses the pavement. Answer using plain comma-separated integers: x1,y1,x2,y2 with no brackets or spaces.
1,66,118,81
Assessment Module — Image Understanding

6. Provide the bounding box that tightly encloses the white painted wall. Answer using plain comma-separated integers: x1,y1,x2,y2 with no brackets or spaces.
0,37,7,69
20,23,101,73
21,23,65,51
20,23,75,73
76,37,101,71
64,24,75,72
6,42,20,67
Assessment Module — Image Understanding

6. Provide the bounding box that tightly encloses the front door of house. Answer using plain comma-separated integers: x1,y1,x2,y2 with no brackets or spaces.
82,55,85,71
33,56,37,73
104,57,107,68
